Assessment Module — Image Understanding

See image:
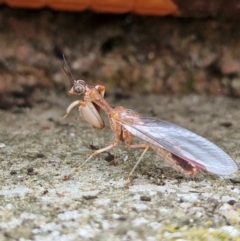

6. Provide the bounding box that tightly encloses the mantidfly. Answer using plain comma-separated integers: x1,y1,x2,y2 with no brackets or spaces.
63,63,238,183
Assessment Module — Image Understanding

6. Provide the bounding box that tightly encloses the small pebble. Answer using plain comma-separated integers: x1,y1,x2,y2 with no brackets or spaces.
0,143,6,148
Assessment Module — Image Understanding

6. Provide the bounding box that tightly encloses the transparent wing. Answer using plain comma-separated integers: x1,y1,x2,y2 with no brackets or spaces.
119,110,238,176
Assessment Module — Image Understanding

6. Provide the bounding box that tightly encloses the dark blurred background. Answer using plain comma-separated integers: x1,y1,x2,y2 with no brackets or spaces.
1,2,240,110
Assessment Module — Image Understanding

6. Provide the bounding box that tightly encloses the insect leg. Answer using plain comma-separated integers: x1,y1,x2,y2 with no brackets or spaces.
64,142,118,180
127,144,150,180
122,127,151,181
63,100,85,118
76,142,118,171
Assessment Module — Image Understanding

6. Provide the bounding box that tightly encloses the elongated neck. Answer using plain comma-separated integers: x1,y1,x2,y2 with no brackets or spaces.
94,98,113,114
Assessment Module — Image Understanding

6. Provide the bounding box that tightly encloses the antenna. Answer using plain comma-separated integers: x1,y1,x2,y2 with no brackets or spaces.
62,54,75,82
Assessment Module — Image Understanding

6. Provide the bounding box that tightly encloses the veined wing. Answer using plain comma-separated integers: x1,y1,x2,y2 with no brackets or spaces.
119,109,238,176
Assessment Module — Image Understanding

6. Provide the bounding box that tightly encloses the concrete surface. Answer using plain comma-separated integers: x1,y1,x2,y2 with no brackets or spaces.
0,93,240,240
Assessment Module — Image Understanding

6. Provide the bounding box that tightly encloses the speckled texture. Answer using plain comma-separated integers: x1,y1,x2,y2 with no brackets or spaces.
0,93,239,240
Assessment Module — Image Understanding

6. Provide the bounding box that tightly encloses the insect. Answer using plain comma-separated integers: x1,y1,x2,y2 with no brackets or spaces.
63,77,238,182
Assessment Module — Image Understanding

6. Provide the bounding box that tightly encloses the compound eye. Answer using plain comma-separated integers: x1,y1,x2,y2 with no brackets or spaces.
73,84,84,94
